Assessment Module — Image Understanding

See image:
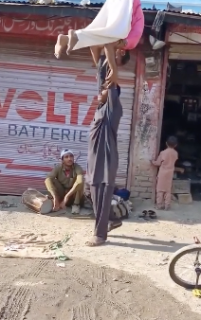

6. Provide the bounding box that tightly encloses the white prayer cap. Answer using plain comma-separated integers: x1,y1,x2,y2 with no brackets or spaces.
60,149,74,158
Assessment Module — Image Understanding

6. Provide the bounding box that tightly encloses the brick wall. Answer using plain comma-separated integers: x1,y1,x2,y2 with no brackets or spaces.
131,175,153,199
130,45,165,200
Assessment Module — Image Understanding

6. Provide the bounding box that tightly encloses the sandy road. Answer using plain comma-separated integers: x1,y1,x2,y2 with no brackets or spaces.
0,196,201,318
0,257,200,320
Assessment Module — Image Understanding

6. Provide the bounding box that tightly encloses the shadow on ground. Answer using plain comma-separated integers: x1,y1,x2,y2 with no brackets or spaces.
107,234,189,253
1,195,201,227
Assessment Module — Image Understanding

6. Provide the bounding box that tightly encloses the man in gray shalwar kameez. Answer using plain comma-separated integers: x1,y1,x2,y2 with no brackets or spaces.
86,54,123,246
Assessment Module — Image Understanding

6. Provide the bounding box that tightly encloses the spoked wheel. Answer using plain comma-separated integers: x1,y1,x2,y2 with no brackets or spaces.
169,244,201,289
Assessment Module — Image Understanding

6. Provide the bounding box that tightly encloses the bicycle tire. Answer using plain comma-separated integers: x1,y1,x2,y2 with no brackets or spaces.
169,244,201,289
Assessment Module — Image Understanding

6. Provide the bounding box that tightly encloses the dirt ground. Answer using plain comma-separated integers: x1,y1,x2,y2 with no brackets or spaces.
0,257,200,320
0,195,201,319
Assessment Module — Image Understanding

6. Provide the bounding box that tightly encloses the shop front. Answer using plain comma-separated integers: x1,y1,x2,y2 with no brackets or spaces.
0,14,136,194
130,24,201,201
129,35,167,200
160,24,201,201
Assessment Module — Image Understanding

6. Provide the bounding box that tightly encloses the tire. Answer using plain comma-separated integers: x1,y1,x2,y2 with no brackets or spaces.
169,244,201,289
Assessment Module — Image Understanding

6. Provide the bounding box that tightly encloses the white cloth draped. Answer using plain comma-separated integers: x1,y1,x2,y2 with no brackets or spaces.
73,0,133,50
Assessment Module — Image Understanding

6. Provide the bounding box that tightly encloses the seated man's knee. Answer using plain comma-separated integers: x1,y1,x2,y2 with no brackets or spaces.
76,182,84,193
44,178,48,187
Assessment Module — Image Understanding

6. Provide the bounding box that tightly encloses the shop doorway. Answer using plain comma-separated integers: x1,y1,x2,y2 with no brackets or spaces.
161,60,201,200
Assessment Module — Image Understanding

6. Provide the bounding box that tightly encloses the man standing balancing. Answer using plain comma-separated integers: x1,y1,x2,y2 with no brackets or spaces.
54,0,144,83
85,52,123,246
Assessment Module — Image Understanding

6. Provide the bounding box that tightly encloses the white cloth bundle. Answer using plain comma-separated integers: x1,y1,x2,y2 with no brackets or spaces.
73,0,133,50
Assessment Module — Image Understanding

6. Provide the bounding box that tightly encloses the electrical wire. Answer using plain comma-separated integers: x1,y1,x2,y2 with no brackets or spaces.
171,31,201,45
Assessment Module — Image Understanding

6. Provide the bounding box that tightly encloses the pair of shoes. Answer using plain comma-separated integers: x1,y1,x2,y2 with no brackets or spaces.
71,205,80,215
139,210,157,220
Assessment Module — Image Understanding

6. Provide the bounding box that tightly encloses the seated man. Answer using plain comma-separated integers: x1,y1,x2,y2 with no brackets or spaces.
45,149,84,214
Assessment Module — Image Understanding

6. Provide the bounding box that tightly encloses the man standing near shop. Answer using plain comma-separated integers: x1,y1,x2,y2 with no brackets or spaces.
86,51,123,246
45,149,84,214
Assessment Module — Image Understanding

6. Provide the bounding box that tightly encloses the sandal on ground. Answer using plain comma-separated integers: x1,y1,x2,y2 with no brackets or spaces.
138,210,148,219
148,210,157,219
108,221,122,232
85,236,106,247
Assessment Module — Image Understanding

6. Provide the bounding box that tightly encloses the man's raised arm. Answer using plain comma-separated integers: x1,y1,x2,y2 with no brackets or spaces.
90,46,102,66
104,43,118,86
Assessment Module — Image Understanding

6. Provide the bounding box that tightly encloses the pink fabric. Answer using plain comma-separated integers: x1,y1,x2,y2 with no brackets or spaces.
152,148,178,193
124,0,144,50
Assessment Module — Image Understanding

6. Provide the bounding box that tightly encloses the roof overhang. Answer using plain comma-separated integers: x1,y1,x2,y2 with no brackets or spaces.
0,4,201,26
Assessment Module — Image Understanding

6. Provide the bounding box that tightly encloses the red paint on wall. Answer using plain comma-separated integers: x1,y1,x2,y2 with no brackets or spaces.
47,91,66,124
0,87,95,126
0,61,87,75
64,93,88,125
82,96,98,126
0,88,16,118
0,174,45,195
6,164,52,172
0,14,92,37
16,91,44,120
0,158,13,164
168,24,201,34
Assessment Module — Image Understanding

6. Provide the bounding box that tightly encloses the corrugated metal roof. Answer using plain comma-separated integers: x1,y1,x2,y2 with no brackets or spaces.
142,1,201,14
0,0,200,15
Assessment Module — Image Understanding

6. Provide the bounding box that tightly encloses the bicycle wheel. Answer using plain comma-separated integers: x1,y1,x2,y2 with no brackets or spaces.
169,244,201,289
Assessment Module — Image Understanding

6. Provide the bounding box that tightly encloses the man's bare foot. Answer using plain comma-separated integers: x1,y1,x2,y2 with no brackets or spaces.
53,197,60,211
53,206,60,212
60,201,66,209
66,29,78,55
54,34,68,59
60,194,69,209
85,236,106,247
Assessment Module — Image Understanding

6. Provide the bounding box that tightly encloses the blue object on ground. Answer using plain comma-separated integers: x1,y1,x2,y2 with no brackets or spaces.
114,188,130,201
